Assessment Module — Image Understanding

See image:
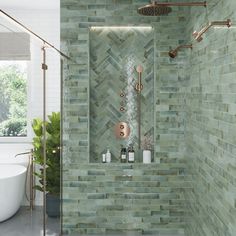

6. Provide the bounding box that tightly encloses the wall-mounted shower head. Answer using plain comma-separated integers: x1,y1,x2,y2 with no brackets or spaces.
168,44,192,58
138,1,207,16
193,19,232,42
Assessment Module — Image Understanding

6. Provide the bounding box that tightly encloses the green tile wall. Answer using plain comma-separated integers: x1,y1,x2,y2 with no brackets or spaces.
183,0,236,235
89,27,154,162
63,164,186,235
61,0,191,235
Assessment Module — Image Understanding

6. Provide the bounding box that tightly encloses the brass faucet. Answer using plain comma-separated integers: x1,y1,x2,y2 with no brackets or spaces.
15,150,32,158
15,149,35,211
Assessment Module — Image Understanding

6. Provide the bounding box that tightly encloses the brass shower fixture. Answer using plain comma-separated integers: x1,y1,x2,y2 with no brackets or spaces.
193,19,232,42
135,65,144,93
168,44,193,58
114,122,130,139
138,1,207,16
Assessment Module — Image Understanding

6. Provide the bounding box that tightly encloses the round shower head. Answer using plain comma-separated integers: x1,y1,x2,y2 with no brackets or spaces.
168,49,177,58
138,1,172,16
168,44,193,58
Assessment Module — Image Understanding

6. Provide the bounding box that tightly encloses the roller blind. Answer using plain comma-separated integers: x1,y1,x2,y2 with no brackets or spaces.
0,32,30,60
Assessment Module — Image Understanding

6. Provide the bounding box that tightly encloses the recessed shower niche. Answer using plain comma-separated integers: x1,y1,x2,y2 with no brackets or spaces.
89,26,155,163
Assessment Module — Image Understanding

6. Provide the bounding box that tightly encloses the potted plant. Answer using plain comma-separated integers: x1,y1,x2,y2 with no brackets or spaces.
32,112,60,217
141,134,153,164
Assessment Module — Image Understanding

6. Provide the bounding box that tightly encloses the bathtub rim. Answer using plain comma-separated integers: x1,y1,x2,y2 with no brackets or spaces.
0,164,27,180
0,156,28,167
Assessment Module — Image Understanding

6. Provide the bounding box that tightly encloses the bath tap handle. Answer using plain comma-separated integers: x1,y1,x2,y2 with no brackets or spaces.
15,150,33,158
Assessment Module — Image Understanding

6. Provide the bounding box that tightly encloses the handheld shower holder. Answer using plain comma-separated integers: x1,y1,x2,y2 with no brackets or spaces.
135,65,144,93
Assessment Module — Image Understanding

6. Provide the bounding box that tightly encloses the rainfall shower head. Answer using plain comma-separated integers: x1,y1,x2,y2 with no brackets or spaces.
138,1,207,16
168,44,192,58
138,2,172,16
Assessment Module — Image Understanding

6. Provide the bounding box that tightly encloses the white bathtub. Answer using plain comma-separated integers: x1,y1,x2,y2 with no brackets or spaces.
0,164,27,222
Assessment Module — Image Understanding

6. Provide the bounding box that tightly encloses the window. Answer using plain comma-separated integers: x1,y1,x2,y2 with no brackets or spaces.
0,61,28,137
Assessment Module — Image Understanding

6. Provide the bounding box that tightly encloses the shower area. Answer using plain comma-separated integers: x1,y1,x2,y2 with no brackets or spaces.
60,0,236,235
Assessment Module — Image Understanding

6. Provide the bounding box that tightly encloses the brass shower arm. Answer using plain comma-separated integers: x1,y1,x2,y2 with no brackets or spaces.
176,44,193,51
168,44,192,58
149,1,207,7
139,1,207,9
138,1,207,16
193,19,232,42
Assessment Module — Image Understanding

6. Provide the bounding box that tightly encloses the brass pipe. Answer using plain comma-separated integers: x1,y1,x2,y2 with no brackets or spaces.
135,65,143,93
0,9,70,60
147,1,207,7
15,150,35,211
193,19,232,42
60,58,64,236
29,151,35,211
42,44,48,236
137,92,141,150
168,44,192,58
135,65,143,150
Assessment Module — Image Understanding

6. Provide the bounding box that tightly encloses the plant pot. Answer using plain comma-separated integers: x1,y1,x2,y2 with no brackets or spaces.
46,193,60,217
143,150,151,164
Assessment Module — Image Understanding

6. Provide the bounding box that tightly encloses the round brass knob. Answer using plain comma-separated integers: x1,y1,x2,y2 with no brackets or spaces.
120,132,124,136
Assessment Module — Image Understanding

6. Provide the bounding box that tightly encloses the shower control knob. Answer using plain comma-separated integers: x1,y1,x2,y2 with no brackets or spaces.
114,122,130,139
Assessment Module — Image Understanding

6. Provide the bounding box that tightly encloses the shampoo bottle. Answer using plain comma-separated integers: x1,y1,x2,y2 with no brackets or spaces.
120,147,127,163
106,149,111,163
102,153,106,163
128,145,135,163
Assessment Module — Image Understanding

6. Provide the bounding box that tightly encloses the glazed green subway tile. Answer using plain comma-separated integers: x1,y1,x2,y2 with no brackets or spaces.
62,0,192,235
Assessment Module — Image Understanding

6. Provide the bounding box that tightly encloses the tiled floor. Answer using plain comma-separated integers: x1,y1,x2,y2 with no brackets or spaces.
0,206,60,236
0,207,185,236
68,234,184,236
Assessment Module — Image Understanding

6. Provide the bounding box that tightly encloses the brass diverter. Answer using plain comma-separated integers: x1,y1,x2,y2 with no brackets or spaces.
114,122,130,139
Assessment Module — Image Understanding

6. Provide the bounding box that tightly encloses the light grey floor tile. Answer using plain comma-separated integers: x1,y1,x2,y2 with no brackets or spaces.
0,206,60,236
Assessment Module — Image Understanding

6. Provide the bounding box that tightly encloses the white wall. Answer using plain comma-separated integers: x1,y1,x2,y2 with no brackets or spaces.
0,8,60,205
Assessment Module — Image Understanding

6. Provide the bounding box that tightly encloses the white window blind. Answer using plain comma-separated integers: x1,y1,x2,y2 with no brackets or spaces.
0,32,30,60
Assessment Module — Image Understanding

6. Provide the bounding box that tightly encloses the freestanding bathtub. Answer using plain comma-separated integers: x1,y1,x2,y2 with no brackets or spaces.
0,164,27,222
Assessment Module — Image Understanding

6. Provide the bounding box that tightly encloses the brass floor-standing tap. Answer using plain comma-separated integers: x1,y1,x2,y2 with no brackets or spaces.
15,150,35,211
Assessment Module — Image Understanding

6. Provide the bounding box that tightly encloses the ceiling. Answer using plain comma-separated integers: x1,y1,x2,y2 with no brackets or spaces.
0,0,59,10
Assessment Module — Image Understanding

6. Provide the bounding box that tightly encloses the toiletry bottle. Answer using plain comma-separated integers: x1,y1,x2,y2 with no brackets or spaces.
102,153,106,163
128,145,135,163
120,147,127,163
106,149,111,163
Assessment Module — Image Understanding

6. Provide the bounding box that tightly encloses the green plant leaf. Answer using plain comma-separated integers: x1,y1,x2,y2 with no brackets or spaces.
32,111,61,195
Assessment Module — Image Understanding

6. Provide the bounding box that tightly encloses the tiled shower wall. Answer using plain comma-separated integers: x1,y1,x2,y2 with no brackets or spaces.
184,0,236,235
89,27,154,162
61,0,190,234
